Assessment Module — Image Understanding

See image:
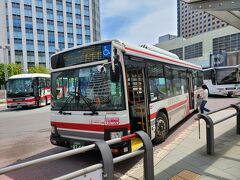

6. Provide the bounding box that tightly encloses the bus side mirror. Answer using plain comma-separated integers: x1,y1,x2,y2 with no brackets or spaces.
111,48,120,82
111,63,120,82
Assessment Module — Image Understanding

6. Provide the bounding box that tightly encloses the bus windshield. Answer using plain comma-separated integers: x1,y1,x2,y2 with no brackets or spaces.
7,78,33,97
51,63,125,111
216,68,239,85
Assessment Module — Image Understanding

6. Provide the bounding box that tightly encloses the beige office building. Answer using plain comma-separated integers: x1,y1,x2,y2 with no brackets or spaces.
156,26,240,68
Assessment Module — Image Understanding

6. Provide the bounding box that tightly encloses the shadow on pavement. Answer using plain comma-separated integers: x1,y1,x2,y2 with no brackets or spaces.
155,126,240,180
1,146,104,180
0,105,49,112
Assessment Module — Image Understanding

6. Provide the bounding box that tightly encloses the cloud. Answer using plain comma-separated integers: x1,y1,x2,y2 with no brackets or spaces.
101,0,177,45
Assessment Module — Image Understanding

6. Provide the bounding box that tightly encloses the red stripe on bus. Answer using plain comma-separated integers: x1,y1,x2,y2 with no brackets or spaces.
150,112,157,120
166,99,188,111
149,99,189,119
51,121,130,132
125,47,200,70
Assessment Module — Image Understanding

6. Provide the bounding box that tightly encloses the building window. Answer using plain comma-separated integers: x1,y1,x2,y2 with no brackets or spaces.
48,31,55,42
58,32,64,42
76,25,82,34
84,0,89,6
57,11,63,21
47,20,54,31
66,2,72,13
47,9,54,20
76,14,81,24
46,0,53,9
57,22,64,32
169,48,183,60
85,35,90,43
36,0,42,7
67,23,73,33
36,7,43,18
84,6,89,16
75,4,81,14
67,13,73,23
37,30,44,41
184,42,203,59
24,5,32,17
26,40,34,51
213,33,240,53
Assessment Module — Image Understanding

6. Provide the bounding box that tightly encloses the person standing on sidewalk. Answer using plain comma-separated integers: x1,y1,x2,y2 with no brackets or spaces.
199,84,210,114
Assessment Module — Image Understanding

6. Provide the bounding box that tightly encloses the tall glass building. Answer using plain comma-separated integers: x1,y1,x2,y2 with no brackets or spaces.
0,0,100,72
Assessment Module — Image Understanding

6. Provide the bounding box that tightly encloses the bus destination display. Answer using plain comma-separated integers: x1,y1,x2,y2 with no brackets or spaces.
51,43,112,69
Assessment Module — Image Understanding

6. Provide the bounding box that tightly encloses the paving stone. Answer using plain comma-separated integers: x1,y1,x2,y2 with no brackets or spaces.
212,158,240,170
223,167,240,178
154,170,172,180
203,166,237,180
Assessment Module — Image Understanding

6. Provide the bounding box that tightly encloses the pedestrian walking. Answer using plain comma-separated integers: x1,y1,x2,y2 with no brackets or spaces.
199,84,210,114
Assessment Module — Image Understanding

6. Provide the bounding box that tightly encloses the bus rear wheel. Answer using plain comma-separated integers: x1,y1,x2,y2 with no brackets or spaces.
153,112,168,144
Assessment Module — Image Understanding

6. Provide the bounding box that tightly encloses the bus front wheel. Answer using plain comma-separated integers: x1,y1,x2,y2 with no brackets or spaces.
153,112,169,144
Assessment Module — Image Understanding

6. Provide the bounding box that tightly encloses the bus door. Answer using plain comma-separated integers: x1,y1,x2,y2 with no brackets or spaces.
126,66,149,135
187,72,194,109
32,78,40,105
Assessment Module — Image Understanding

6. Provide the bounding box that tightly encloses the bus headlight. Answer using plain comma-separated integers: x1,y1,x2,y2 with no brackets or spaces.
110,131,123,139
51,126,57,134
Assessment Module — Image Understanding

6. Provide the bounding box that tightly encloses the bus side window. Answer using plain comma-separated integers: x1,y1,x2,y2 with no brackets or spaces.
39,78,46,88
180,71,188,94
148,63,167,101
165,66,174,97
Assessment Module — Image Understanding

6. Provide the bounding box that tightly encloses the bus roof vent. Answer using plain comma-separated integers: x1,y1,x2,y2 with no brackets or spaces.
139,44,179,59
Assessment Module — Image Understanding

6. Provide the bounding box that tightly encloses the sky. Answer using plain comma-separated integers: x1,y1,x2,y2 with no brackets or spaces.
100,0,177,45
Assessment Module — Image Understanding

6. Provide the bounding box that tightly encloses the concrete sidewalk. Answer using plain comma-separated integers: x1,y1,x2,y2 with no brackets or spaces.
119,109,240,180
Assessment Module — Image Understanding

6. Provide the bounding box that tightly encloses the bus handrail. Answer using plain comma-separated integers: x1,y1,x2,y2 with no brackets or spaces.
197,102,240,155
0,131,154,180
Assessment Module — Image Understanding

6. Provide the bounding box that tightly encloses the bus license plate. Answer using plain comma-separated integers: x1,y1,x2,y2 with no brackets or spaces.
71,142,85,149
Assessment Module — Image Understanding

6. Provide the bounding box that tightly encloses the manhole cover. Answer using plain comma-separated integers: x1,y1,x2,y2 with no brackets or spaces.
169,170,200,180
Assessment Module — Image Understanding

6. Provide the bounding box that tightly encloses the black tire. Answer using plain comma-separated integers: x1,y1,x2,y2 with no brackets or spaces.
152,112,169,144
227,94,232,97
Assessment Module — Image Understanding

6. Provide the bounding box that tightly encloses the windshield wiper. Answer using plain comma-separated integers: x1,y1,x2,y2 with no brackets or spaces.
58,92,98,115
58,93,75,115
73,92,98,115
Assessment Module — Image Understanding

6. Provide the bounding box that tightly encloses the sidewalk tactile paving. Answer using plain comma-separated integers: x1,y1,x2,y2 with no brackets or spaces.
169,170,200,180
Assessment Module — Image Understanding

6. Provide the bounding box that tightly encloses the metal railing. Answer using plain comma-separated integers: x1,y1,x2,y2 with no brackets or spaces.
197,102,240,155
0,131,154,180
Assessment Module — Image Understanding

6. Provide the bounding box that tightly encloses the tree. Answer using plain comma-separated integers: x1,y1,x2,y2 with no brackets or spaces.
0,63,22,87
8,63,22,77
28,65,50,74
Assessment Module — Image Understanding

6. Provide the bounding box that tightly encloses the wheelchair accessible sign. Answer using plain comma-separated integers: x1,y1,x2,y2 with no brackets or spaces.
102,44,111,58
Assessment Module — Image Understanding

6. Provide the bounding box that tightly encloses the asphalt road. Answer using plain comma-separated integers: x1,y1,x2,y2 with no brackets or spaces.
0,96,239,179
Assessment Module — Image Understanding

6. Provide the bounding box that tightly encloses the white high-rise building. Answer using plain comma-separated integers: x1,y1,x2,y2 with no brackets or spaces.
0,0,101,72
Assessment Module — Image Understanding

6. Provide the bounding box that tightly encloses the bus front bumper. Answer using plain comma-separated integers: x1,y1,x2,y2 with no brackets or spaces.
7,101,36,108
50,128,131,154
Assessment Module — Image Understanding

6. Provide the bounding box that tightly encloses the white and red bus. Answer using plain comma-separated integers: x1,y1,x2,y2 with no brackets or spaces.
203,65,240,97
6,73,51,108
50,40,203,153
